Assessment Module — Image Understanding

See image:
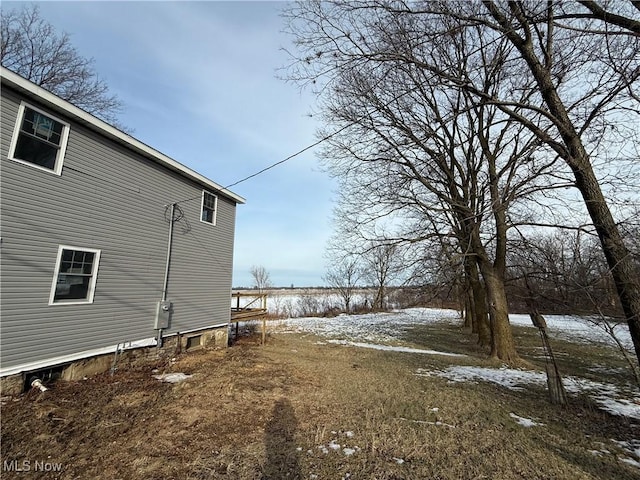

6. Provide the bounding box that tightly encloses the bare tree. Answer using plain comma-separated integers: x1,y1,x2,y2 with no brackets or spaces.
284,1,574,362
283,0,640,365
1,4,125,127
471,1,640,365
324,251,362,313
508,230,618,315
378,0,640,364
250,265,272,293
362,242,404,310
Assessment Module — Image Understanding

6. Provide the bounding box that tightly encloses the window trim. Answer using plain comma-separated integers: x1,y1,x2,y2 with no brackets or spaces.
48,245,101,306
8,101,70,176
200,190,218,226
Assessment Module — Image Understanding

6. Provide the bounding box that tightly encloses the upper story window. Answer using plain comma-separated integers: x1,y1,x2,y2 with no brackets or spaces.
8,102,70,175
49,246,101,305
201,190,218,225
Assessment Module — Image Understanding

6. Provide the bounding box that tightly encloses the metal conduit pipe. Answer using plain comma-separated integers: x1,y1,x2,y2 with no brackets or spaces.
158,203,176,349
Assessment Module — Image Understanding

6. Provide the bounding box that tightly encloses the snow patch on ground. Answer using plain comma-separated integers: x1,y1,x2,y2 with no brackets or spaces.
276,308,460,345
314,431,361,458
612,439,640,465
275,303,632,351
422,365,640,419
153,372,192,383
327,339,466,357
583,439,640,466
419,366,544,391
510,413,544,427
508,313,633,350
620,457,640,468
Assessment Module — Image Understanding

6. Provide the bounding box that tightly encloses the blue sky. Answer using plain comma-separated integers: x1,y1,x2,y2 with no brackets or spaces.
24,1,335,288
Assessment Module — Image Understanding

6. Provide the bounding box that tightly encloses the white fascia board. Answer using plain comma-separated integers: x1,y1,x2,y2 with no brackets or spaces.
168,322,230,335
0,67,245,205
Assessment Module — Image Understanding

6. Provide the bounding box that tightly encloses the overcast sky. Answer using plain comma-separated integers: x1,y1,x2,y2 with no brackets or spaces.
25,0,334,288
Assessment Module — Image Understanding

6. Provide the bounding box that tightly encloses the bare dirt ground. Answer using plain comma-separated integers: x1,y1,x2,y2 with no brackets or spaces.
2,329,639,480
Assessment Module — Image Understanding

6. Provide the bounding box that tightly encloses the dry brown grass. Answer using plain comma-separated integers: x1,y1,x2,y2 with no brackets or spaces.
2,327,639,479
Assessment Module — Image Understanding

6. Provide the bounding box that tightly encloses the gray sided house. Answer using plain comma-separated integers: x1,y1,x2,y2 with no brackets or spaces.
0,67,245,387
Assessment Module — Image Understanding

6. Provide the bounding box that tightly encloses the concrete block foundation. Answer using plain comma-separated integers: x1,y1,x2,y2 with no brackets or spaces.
0,325,229,396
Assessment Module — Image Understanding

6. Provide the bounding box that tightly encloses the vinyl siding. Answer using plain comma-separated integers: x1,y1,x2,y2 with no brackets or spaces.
0,86,237,372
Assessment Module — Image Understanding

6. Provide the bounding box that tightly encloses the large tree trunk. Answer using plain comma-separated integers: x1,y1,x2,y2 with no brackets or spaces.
464,287,474,330
466,258,491,347
480,262,519,363
569,154,640,362
467,223,519,363
463,260,477,330
456,210,502,353
474,282,492,348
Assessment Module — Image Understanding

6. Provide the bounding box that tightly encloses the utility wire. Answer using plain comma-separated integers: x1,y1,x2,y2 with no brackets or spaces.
223,122,354,189
167,83,424,206
165,121,356,207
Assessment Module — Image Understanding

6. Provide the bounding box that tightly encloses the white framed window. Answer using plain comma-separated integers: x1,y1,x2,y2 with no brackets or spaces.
49,246,101,305
8,102,70,175
201,190,218,225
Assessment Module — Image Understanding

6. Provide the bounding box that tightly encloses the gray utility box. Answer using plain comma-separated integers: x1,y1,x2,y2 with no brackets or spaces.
155,300,172,329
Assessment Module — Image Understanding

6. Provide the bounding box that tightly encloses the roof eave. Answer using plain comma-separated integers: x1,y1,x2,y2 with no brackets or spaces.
0,67,246,205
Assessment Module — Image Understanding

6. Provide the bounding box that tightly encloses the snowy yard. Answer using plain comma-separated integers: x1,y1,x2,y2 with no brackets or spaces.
274,304,634,350
269,306,640,467
275,307,638,414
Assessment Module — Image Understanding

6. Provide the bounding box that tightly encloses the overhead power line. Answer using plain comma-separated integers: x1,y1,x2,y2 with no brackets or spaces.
223,122,354,190
168,83,424,206
164,122,354,208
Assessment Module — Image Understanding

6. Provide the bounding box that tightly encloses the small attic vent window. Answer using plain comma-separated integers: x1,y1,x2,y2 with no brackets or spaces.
200,191,217,225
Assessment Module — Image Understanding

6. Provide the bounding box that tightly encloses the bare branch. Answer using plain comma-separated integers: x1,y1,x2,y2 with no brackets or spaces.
1,4,128,130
